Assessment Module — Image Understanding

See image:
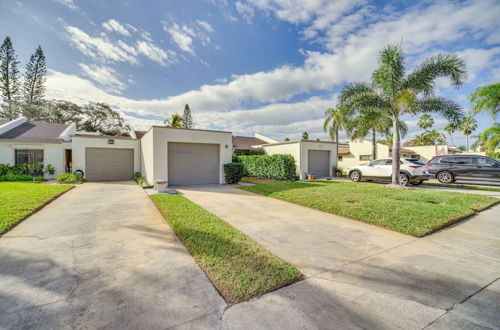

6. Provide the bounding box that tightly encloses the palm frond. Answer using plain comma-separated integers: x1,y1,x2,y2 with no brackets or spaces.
338,82,375,104
416,97,463,122
372,45,405,99
403,54,466,95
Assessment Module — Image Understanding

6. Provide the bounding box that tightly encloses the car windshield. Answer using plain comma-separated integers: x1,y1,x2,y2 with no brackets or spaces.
405,159,426,165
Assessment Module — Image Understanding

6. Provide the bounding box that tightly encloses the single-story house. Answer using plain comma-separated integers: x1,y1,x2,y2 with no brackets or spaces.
402,144,460,163
255,139,338,179
0,117,232,186
232,134,273,155
338,139,418,170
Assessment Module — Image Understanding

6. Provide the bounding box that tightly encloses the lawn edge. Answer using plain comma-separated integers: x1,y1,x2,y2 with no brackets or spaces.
0,184,75,236
147,192,303,305
236,184,499,238
422,182,500,192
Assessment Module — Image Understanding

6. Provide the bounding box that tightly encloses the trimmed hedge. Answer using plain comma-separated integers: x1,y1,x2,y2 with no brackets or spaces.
0,174,34,182
237,154,297,181
224,163,244,183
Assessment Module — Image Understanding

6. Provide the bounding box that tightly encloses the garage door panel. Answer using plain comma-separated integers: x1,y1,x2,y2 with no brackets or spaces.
168,143,219,186
308,150,330,177
86,148,134,181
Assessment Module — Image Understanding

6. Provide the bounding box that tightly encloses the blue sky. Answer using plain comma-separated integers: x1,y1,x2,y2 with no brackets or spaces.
0,0,499,146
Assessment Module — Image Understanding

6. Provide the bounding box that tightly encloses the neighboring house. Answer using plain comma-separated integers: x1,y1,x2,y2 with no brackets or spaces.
0,117,232,186
403,144,460,163
256,139,338,179
338,140,418,169
232,134,271,155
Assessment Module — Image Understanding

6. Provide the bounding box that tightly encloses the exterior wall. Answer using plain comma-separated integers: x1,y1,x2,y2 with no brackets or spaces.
405,145,449,163
338,140,390,169
140,129,155,184
0,141,65,177
262,141,337,179
148,127,233,185
71,136,140,179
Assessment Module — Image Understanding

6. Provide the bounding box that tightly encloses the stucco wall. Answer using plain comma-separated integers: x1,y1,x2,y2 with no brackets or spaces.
71,136,141,178
149,127,233,185
338,140,390,169
405,145,448,162
140,129,155,184
0,142,65,177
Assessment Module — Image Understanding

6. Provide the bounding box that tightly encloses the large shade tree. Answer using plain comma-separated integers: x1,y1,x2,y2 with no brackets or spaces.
338,45,465,185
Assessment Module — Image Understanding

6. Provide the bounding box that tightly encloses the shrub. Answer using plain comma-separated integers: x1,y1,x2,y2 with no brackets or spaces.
0,174,33,181
47,164,55,174
237,154,297,180
248,148,265,155
134,171,144,185
34,175,46,181
224,163,244,183
57,173,85,183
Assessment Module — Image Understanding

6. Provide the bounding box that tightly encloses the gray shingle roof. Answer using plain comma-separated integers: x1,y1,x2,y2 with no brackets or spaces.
232,136,267,150
0,121,70,143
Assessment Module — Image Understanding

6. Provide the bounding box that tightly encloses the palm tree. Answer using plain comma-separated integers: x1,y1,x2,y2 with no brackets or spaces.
472,124,499,157
323,107,348,160
425,129,446,145
301,131,309,140
338,45,465,185
417,114,434,130
469,83,499,121
412,133,431,146
460,116,477,151
164,113,184,128
444,122,458,146
344,107,407,160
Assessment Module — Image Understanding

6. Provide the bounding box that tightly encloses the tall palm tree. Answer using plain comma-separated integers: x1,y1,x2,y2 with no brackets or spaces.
323,107,347,160
472,124,500,157
469,83,499,121
164,113,184,128
425,129,446,145
460,116,477,151
412,133,431,146
444,122,458,146
417,114,434,130
338,45,465,185
344,107,407,160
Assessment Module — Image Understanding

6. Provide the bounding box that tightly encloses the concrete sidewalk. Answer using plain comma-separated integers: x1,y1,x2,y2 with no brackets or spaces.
179,184,500,329
0,182,225,330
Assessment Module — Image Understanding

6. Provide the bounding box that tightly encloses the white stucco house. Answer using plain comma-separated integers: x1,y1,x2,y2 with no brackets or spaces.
0,118,337,184
0,117,232,185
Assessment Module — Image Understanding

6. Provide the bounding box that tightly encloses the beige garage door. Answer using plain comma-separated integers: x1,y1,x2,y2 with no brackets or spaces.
168,142,219,186
308,150,330,177
85,148,134,181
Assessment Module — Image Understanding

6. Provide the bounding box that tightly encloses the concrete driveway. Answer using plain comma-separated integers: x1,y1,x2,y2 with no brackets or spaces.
0,182,225,329
178,184,500,329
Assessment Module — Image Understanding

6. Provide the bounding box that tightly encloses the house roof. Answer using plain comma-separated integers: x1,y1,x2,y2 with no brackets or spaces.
338,147,351,155
0,120,8,126
134,130,146,139
232,135,268,150
389,145,416,154
0,121,70,143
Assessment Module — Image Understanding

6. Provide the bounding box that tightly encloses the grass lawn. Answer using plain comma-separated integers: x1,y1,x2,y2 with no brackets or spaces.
150,194,302,304
423,182,500,192
238,181,499,237
0,182,73,235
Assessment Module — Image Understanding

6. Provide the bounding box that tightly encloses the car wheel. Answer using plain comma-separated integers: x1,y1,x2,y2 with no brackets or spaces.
349,170,362,182
437,171,454,184
410,180,423,186
398,173,410,186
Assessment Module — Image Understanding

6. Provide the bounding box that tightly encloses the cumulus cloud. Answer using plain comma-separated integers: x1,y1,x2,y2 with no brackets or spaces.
78,63,126,94
163,20,214,54
235,1,255,23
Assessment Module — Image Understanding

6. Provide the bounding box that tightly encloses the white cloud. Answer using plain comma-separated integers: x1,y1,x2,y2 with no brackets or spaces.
136,40,175,66
197,20,214,33
165,23,196,54
53,0,78,11
235,1,255,23
102,19,132,36
78,63,126,94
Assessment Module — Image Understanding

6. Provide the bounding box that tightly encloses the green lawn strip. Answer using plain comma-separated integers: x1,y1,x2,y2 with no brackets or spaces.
0,182,73,235
150,194,302,304
240,177,288,185
423,182,500,192
238,181,499,237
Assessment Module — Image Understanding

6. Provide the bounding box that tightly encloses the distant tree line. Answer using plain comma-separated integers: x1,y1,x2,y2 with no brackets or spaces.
0,36,131,136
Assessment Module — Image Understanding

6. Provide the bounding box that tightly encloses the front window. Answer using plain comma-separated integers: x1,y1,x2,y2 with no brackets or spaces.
15,149,44,165
360,155,372,161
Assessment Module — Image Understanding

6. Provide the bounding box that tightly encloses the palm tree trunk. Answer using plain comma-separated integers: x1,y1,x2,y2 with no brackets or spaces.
391,116,401,185
371,128,377,161
466,135,469,152
335,126,339,174
448,133,455,147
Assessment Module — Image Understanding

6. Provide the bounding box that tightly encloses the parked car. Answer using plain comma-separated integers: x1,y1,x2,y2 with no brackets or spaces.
347,158,430,186
427,155,500,183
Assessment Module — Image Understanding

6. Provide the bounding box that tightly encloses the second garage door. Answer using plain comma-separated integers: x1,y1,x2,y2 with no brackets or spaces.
308,150,330,177
85,148,134,181
168,142,220,186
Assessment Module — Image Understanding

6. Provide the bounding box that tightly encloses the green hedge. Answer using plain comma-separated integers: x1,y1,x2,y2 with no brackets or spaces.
237,154,297,180
224,163,244,183
57,173,85,183
0,174,34,182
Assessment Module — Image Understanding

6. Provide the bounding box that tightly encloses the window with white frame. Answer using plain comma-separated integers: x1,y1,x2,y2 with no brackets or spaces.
15,149,44,165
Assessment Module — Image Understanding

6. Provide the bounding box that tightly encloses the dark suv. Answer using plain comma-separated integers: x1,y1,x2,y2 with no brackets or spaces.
427,155,500,183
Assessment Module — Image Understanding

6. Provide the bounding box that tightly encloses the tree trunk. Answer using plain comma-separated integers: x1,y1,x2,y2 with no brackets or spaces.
466,135,469,152
371,128,377,161
335,126,339,172
391,116,401,185
448,133,455,147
